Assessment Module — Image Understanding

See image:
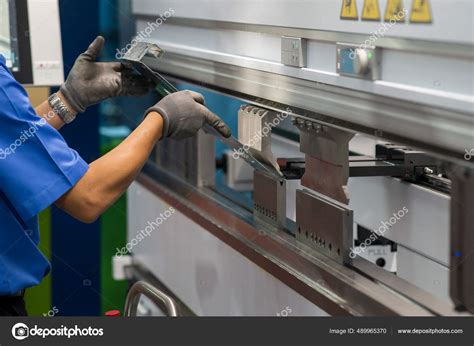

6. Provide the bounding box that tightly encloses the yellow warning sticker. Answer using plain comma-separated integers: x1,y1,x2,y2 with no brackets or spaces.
341,0,358,20
362,0,381,21
410,0,432,23
384,0,406,22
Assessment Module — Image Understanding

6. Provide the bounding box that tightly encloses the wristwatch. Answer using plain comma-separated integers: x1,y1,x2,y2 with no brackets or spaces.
48,93,76,124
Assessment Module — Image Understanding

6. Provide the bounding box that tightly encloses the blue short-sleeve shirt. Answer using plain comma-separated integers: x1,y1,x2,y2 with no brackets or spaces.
0,55,89,295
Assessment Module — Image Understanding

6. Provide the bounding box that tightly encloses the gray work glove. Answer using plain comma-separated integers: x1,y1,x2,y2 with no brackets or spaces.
145,90,232,140
60,36,153,113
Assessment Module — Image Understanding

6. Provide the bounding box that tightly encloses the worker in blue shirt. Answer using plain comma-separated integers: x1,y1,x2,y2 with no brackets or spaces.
0,36,231,316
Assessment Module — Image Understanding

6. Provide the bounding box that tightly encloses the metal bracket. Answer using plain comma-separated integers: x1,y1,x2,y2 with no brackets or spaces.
281,36,307,68
296,189,353,265
293,118,354,204
253,170,287,229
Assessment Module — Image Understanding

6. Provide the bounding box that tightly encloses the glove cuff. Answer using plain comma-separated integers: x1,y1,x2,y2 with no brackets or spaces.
144,106,170,139
59,84,86,113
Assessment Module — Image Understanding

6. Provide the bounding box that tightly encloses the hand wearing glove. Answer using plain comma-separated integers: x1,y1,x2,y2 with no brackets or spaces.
60,36,153,113
145,90,232,140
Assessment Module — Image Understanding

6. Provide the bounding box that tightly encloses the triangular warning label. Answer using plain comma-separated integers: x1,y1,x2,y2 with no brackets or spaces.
410,0,432,23
385,0,406,22
341,0,358,20
362,0,381,21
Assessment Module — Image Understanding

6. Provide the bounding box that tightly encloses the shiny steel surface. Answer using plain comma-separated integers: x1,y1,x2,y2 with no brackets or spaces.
124,42,284,181
135,161,464,316
144,54,473,164
125,281,179,317
352,257,467,316
296,189,353,264
298,123,354,204
215,133,284,182
253,170,286,228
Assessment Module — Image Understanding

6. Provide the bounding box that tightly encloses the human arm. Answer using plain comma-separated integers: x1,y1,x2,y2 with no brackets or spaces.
55,90,231,223
55,112,163,223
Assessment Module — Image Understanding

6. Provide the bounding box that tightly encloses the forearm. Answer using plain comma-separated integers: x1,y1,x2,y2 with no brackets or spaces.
34,91,77,130
56,112,163,222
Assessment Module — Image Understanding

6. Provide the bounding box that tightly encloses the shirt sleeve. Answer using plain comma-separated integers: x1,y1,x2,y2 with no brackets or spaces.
0,67,89,222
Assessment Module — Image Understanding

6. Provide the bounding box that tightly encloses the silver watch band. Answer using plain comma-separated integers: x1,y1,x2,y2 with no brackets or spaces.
48,93,76,124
